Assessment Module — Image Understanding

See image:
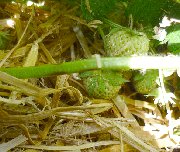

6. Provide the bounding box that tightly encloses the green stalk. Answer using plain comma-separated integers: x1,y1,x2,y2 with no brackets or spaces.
0,56,180,79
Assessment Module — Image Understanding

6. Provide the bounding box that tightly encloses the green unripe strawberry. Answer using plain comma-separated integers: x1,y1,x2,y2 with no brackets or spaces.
104,28,149,56
133,70,159,94
80,70,126,99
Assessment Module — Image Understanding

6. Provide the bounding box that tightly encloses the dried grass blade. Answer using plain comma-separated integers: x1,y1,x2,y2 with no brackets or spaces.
0,103,113,124
92,115,161,152
0,96,27,105
14,14,23,41
73,26,92,58
0,11,34,67
30,24,57,64
19,141,120,151
11,44,32,59
121,95,156,110
113,95,139,127
0,135,27,152
23,43,39,67
0,71,43,97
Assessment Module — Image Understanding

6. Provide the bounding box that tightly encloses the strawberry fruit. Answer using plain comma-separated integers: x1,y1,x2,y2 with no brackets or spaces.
132,70,159,94
80,70,126,99
104,28,149,56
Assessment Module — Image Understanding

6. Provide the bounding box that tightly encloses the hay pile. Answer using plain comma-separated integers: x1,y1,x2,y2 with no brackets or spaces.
0,1,179,152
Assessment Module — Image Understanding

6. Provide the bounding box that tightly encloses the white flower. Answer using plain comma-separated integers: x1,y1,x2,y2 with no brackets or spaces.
153,26,167,41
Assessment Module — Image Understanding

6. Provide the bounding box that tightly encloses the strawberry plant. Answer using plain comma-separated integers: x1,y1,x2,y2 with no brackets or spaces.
0,1,179,152
166,24,180,54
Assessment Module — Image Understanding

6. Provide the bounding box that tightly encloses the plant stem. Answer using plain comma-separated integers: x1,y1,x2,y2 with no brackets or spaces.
0,56,180,79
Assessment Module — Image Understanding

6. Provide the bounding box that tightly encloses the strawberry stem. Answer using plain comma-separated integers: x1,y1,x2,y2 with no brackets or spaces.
0,56,180,79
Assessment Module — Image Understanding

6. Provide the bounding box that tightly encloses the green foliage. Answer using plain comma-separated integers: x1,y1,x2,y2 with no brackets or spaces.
126,0,169,26
104,28,149,56
81,0,117,21
168,2,180,19
0,0,26,3
0,31,10,50
80,70,126,99
53,0,81,6
80,0,179,28
166,24,180,54
133,70,159,94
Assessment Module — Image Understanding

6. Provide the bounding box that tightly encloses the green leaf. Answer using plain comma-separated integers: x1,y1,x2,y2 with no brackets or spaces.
174,0,180,3
81,0,117,21
0,31,10,50
166,24,180,54
168,1,180,19
126,0,169,26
